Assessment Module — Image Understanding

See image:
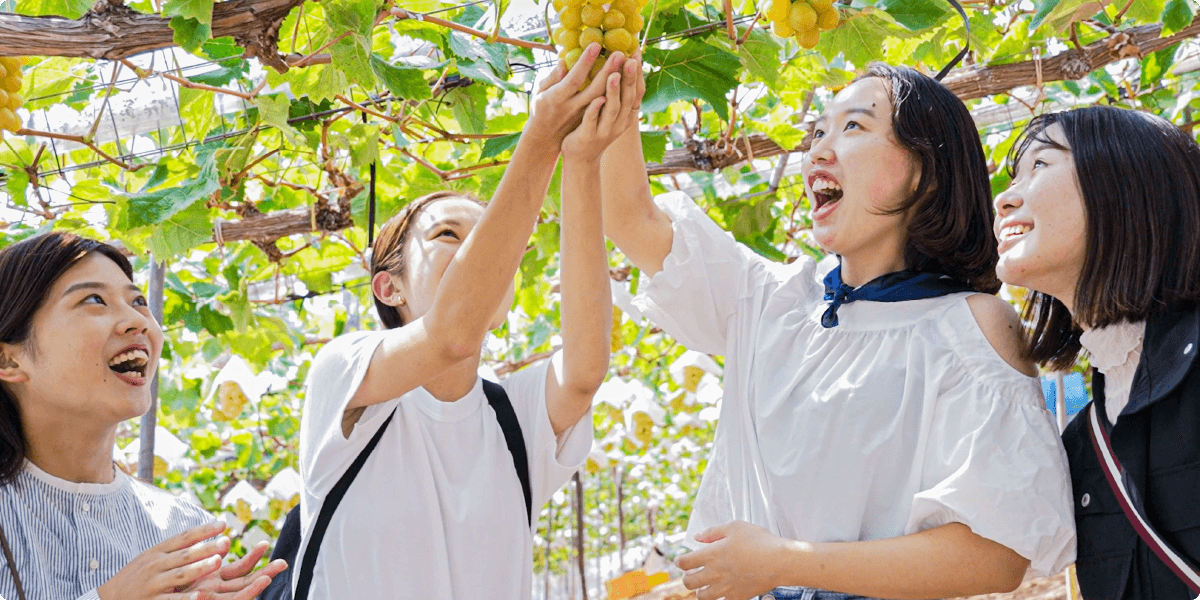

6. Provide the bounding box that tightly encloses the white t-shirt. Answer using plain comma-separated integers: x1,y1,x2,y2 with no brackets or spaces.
297,330,592,599
633,191,1076,577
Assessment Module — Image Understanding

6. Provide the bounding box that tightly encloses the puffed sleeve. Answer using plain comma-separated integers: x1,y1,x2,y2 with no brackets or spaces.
632,191,786,354
905,315,1077,577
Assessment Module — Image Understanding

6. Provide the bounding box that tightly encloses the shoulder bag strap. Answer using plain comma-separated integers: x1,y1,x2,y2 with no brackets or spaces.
1088,404,1200,596
0,522,26,600
294,408,397,600
483,380,532,526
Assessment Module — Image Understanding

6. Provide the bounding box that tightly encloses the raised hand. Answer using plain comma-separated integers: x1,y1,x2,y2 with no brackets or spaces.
561,53,644,164
526,42,628,151
179,540,288,600
98,521,229,600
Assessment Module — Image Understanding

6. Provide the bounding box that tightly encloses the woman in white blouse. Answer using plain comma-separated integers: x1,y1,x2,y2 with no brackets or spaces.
598,63,1075,600
0,232,286,600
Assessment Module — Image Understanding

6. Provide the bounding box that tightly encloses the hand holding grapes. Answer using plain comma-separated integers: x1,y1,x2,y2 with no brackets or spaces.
562,54,643,165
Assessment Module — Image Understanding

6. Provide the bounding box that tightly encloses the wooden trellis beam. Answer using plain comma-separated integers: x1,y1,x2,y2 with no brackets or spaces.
0,0,305,71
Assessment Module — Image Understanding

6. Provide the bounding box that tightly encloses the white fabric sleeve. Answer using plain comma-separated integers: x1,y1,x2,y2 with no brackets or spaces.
298,330,395,496
499,352,593,511
76,590,102,600
906,325,1077,577
631,191,778,354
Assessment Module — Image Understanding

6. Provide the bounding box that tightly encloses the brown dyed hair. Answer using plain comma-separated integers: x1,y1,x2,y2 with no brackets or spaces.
370,191,484,329
853,63,1001,294
1008,107,1200,370
0,232,134,486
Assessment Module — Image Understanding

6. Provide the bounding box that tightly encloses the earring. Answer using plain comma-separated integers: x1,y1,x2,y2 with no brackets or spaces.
397,298,407,306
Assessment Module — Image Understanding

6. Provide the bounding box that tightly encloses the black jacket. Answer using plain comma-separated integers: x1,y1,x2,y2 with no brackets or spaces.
1062,305,1200,600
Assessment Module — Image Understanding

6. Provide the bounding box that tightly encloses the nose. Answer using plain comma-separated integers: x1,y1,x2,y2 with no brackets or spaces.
994,185,1023,217
806,131,835,166
117,302,157,337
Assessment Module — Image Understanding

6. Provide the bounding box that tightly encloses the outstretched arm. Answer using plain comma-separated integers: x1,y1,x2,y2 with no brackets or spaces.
678,521,1028,600
546,54,643,434
349,44,624,411
598,59,674,276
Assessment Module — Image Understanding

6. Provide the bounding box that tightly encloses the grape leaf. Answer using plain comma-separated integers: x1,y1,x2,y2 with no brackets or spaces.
120,151,220,229
644,41,740,122
170,17,212,53
163,0,214,26
877,0,952,31
370,54,435,100
641,132,668,164
1162,0,1195,36
481,132,522,159
737,29,783,88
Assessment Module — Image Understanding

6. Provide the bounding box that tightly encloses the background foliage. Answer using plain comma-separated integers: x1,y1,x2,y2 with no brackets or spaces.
2,0,1198,596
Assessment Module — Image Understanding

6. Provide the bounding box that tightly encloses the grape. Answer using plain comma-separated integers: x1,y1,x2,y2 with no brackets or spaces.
562,47,584,70
560,6,583,30
816,7,838,30
7,93,19,112
796,27,820,49
602,9,626,29
581,4,604,27
625,12,644,34
553,0,566,12
0,108,18,133
788,1,816,31
808,0,832,10
764,0,789,22
603,28,634,54
579,27,604,49
771,19,794,36
611,0,638,16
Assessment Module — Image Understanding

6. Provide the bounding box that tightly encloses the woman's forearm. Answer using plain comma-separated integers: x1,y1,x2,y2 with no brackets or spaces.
424,137,561,356
551,156,613,433
774,523,1028,599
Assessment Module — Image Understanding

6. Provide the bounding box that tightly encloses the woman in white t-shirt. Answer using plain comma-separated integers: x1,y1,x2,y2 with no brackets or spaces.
597,64,1076,600
0,232,286,600
295,45,642,599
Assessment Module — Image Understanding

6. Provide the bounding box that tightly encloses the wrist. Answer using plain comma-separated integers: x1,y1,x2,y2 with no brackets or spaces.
771,537,817,588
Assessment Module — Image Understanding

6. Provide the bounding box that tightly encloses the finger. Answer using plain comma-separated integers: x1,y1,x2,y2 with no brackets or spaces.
576,51,625,102
226,574,274,600
676,548,706,571
217,542,268,580
694,526,728,544
682,567,714,591
619,58,639,111
165,536,231,570
160,554,223,592
156,521,227,553
560,43,603,92
583,96,607,128
214,558,288,594
537,61,567,94
597,73,623,129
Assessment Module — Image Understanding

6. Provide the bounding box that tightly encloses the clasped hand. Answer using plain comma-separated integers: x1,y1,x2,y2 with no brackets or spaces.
677,520,793,600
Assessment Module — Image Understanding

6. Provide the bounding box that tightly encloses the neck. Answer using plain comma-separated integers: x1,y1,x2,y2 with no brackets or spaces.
423,353,483,402
838,248,908,288
21,407,118,484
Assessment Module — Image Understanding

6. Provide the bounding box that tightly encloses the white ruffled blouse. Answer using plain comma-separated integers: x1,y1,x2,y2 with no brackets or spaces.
632,192,1076,576
1079,320,1146,425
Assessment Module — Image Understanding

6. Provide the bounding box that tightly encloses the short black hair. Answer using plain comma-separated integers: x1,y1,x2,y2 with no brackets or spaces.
856,64,1000,294
1010,106,1200,370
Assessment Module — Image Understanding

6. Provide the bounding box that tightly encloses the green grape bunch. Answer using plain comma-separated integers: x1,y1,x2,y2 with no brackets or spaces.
763,0,839,48
0,57,23,135
551,0,647,87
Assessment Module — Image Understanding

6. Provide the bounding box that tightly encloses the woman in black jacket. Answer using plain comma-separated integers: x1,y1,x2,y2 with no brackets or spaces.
994,105,1200,600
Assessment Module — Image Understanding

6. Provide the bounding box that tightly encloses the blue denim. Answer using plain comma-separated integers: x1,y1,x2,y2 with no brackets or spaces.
760,586,879,600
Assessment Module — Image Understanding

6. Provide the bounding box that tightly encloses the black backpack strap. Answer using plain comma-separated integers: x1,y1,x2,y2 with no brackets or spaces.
294,409,397,600
483,380,532,526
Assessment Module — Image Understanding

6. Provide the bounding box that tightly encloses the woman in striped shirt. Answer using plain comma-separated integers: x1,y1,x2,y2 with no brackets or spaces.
0,232,286,600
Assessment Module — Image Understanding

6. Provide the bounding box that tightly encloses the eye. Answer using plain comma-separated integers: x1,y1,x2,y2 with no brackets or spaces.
436,229,460,240
133,296,148,307
812,128,825,139
845,120,860,131
83,293,106,306
1032,159,1047,169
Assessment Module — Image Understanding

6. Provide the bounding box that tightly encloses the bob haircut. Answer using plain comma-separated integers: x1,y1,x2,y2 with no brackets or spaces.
854,63,1000,294
1009,106,1200,370
0,232,134,486
370,190,485,329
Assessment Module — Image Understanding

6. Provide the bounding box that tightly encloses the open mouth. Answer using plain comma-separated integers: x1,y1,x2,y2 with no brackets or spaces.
108,347,150,380
998,223,1032,245
810,177,843,210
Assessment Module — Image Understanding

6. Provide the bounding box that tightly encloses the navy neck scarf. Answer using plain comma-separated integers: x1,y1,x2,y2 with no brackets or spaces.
821,265,974,328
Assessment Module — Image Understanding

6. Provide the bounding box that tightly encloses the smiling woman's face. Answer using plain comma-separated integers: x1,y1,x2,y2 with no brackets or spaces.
1,252,163,428
800,77,921,263
993,123,1088,309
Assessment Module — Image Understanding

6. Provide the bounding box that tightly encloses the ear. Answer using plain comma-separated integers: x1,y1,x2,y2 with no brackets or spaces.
0,345,29,385
371,271,406,308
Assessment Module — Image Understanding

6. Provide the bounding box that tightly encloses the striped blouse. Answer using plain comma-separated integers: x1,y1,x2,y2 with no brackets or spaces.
0,461,212,600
